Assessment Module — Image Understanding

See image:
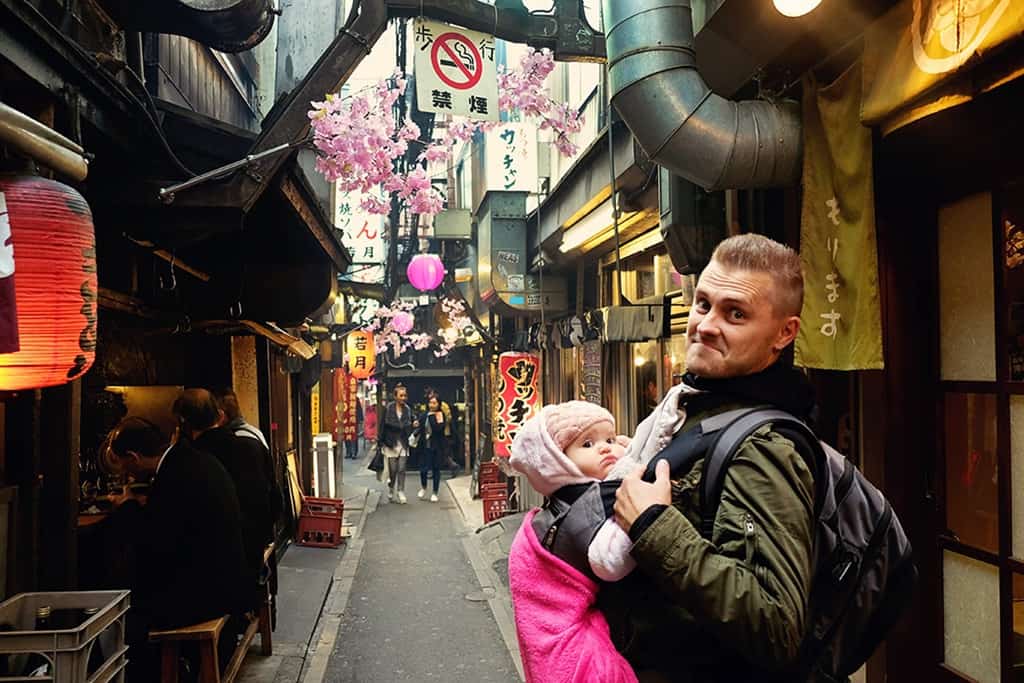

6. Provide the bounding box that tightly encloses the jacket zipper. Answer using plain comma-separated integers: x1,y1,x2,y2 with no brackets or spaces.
744,513,756,565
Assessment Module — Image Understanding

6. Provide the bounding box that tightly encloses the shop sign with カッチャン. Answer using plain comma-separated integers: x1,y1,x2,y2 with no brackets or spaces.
493,352,540,458
414,18,498,122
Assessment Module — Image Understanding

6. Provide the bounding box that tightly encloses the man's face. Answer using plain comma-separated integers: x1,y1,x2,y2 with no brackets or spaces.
685,260,800,379
114,450,154,479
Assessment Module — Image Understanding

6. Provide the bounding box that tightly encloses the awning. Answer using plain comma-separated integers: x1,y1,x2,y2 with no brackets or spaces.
600,305,664,343
862,0,1024,134
237,321,316,360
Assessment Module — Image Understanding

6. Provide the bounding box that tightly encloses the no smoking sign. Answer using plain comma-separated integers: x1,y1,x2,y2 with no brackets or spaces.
415,19,498,122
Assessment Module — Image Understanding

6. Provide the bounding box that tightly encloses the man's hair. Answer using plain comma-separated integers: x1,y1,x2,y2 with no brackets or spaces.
173,388,221,433
110,417,166,459
710,234,804,317
211,386,242,422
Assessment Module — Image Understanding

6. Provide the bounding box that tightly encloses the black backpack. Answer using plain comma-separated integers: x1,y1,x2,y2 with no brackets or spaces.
643,407,917,683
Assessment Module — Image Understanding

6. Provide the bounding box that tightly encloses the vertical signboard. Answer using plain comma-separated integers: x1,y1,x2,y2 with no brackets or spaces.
581,340,602,404
311,381,321,434
485,124,538,193
335,187,386,284
493,352,541,458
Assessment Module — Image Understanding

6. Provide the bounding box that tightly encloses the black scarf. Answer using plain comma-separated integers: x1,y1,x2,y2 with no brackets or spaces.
681,360,818,424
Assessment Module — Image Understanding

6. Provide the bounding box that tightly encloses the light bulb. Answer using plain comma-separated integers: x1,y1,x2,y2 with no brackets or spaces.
772,0,821,17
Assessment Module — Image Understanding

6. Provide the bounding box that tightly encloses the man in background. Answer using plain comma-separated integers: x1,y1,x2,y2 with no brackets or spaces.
175,389,280,608
108,416,248,679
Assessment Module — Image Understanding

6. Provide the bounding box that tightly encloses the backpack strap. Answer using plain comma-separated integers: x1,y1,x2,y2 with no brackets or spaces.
698,407,824,539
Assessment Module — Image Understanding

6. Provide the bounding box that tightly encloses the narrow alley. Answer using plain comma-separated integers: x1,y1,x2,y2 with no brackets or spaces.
318,457,522,683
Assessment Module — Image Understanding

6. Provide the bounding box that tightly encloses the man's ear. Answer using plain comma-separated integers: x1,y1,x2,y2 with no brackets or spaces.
775,315,801,352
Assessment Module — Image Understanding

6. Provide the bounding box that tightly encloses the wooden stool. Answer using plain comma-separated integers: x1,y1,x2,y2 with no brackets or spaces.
150,614,259,683
258,543,276,656
150,616,227,683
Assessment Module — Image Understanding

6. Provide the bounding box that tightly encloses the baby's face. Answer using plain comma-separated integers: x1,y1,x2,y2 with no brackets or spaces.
564,422,625,479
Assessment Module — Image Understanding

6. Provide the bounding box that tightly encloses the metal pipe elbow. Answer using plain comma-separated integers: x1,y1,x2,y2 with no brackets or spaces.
603,0,801,191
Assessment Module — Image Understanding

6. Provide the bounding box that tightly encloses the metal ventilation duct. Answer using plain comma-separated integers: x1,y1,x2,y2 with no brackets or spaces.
602,0,802,191
100,0,276,53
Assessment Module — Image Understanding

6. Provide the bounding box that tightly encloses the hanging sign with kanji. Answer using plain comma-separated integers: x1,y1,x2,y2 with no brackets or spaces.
414,18,498,122
493,352,540,458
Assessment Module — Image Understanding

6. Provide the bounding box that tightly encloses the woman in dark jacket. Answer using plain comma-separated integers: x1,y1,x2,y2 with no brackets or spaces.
416,394,449,503
379,385,417,504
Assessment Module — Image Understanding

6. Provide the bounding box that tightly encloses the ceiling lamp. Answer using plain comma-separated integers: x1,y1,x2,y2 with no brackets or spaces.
772,0,821,17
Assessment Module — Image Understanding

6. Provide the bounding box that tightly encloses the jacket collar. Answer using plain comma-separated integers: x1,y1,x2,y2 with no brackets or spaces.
681,360,817,423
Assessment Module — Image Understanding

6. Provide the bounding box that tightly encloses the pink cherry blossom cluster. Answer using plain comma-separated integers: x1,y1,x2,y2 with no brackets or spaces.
364,300,431,357
309,72,446,217
498,49,583,156
308,49,583,217
434,297,474,357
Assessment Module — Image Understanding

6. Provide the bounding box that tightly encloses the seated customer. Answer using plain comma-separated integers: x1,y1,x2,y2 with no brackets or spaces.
108,416,248,679
174,388,278,608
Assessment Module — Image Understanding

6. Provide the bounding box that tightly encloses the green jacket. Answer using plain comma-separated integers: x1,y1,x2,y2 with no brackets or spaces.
598,400,816,682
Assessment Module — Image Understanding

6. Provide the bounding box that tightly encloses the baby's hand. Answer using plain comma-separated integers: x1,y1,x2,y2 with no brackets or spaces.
615,435,631,449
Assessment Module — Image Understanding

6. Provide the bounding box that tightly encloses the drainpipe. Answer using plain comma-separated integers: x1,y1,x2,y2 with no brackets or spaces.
0,103,88,181
602,0,801,191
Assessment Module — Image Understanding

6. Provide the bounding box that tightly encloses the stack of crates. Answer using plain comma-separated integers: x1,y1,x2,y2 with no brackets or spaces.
297,496,345,548
0,590,129,682
479,461,508,523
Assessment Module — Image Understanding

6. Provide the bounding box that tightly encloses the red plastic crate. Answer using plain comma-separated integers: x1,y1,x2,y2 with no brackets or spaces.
483,495,509,523
480,482,507,498
479,461,500,486
298,496,345,548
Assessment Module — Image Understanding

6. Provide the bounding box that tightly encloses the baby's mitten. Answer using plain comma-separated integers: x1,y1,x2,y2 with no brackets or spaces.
588,518,637,582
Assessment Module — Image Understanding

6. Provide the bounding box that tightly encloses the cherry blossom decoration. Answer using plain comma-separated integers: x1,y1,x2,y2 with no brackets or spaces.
366,300,432,357
308,49,582,217
434,297,475,358
391,310,415,334
406,254,445,292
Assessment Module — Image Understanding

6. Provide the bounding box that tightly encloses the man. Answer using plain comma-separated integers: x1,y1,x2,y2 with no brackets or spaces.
175,389,279,607
108,416,248,678
211,386,269,449
211,386,283,533
604,234,816,681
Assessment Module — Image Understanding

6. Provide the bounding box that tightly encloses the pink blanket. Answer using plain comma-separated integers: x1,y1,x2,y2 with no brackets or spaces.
509,509,638,683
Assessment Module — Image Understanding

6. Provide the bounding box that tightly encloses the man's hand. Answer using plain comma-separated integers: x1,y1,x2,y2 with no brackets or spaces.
412,420,420,428
614,460,671,532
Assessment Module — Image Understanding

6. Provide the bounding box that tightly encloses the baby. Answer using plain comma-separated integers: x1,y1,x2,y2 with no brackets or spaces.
506,401,638,683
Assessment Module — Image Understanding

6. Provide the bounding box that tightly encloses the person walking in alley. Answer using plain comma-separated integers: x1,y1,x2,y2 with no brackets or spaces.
380,384,417,504
345,397,363,459
363,400,377,458
597,234,816,681
417,393,449,502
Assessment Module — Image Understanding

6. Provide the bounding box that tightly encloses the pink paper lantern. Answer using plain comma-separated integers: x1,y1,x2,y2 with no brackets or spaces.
406,254,445,292
392,311,414,334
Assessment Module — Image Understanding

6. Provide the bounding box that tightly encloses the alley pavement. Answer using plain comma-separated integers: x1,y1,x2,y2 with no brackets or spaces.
319,455,522,683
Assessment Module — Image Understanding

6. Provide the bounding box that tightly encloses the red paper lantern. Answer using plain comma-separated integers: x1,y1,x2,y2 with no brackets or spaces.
345,330,375,380
406,254,445,291
0,176,97,390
